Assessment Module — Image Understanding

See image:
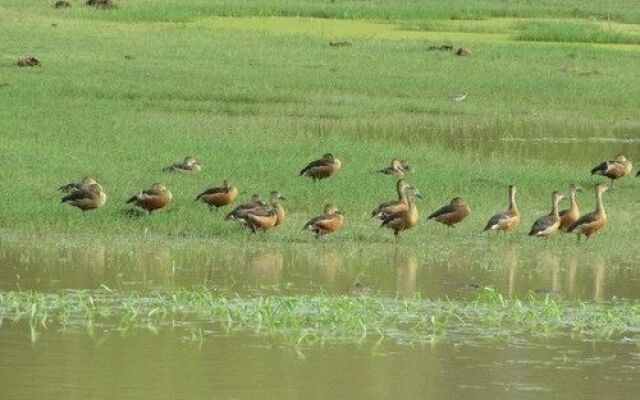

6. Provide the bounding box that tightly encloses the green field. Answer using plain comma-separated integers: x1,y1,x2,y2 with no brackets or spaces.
1,0,639,257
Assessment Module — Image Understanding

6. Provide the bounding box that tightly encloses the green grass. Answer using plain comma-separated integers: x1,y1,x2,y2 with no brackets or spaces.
0,1,639,261
516,20,640,44
9,0,640,24
1,287,637,345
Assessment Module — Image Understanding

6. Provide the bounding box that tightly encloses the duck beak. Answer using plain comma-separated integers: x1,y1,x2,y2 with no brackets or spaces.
415,192,424,199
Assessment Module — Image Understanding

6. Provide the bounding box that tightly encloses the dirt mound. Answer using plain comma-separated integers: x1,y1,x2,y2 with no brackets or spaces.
86,0,116,8
17,57,40,67
456,47,472,57
329,41,352,48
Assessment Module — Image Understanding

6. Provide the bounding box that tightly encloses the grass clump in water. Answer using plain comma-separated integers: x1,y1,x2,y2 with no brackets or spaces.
0,288,637,345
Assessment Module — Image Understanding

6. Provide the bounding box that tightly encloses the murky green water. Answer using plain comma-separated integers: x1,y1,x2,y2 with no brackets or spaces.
1,241,638,399
0,325,638,400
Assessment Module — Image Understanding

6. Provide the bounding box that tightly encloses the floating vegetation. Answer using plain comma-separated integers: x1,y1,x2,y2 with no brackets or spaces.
0,288,637,345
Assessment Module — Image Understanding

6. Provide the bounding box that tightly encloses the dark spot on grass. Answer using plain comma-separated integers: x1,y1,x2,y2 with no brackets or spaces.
86,0,116,9
54,0,71,8
329,41,352,48
456,47,473,57
427,44,454,51
17,57,40,67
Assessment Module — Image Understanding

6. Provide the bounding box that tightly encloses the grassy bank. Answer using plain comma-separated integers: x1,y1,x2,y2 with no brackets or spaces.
1,288,638,345
0,2,639,257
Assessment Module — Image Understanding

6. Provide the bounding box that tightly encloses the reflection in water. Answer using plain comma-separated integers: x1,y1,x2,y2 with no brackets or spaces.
395,254,418,296
566,257,577,297
503,247,519,299
318,251,342,287
0,242,637,301
136,247,172,288
249,250,284,286
590,256,606,303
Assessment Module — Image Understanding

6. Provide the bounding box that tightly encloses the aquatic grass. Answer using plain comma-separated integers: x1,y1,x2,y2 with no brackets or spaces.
0,288,637,345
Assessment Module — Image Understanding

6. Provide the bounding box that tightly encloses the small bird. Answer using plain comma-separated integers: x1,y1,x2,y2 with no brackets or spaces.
225,194,266,223
194,180,238,212
427,197,470,227
371,179,414,219
244,191,286,233
590,154,633,188
58,176,97,193
303,204,344,238
61,183,107,212
162,156,202,173
567,184,609,240
126,183,172,213
299,153,342,181
483,185,520,232
559,184,582,231
529,191,564,237
376,158,410,176
380,186,421,238
453,92,468,102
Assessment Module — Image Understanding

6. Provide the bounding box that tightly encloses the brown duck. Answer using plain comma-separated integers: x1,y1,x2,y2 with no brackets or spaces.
299,153,342,181
303,204,344,238
567,184,608,240
590,154,633,187
58,176,97,193
225,194,266,223
371,179,414,219
427,197,470,227
244,191,286,233
529,191,564,237
559,184,582,231
162,156,202,173
483,185,520,232
194,180,238,212
126,183,172,213
376,158,410,176
61,183,107,212
380,186,420,237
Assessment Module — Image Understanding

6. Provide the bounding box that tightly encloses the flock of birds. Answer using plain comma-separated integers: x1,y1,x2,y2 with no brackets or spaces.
59,153,636,240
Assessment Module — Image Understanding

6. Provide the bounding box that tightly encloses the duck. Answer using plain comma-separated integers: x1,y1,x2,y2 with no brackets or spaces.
244,191,286,233
162,156,201,173
567,184,608,240
376,158,410,176
224,194,265,223
126,183,172,213
58,176,97,193
194,180,238,212
559,184,582,231
303,204,344,238
590,154,633,187
483,185,520,232
61,183,107,212
529,191,564,237
427,197,470,227
299,153,342,181
371,179,413,219
380,186,420,237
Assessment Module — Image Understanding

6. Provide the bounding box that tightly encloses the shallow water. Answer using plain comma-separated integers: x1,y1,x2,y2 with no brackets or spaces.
0,242,638,301
0,325,638,400
0,241,638,399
